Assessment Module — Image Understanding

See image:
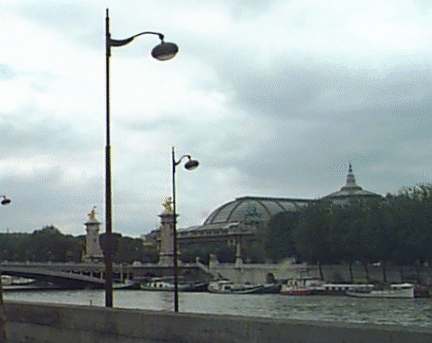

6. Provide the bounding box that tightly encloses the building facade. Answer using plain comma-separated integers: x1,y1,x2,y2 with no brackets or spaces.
143,164,381,262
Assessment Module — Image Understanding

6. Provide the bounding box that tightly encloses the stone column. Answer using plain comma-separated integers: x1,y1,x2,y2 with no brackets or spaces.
83,207,103,262
235,237,243,267
158,211,178,266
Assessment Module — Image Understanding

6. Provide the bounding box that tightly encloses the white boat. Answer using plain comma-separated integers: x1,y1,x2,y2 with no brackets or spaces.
346,283,414,299
281,277,324,296
208,280,281,294
321,283,374,295
1,275,13,286
140,278,207,292
1,275,34,286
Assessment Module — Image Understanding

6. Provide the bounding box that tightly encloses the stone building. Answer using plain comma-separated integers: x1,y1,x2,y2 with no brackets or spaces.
177,196,312,263
143,164,381,262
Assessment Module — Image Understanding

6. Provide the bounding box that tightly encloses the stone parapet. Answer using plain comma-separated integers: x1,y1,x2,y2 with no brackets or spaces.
4,301,432,343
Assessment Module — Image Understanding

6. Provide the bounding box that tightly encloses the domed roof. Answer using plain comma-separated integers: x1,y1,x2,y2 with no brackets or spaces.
203,196,311,225
324,163,381,200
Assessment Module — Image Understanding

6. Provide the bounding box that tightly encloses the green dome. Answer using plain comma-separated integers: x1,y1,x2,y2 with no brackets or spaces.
204,196,311,225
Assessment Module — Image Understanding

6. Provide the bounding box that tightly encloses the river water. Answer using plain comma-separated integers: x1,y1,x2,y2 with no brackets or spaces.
5,290,432,328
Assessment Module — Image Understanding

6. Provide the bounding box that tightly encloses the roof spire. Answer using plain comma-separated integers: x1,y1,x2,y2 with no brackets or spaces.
342,162,362,190
347,162,355,184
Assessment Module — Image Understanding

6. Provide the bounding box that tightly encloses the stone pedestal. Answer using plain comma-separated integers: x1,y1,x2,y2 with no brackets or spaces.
158,212,178,266
82,208,103,262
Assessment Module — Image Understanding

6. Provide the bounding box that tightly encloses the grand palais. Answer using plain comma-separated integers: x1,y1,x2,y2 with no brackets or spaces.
143,164,382,261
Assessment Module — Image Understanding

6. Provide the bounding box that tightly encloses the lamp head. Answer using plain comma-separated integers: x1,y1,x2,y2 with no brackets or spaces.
151,41,179,61
184,159,199,171
1,196,11,206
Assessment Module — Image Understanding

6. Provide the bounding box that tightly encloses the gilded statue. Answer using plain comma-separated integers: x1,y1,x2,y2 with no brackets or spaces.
162,197,173,213
88,206,97,220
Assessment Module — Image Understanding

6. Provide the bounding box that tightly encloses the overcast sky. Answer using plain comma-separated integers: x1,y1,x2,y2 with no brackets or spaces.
1,0,431,237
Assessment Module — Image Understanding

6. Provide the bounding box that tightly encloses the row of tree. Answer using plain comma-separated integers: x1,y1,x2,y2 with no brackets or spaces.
0,224,237,265
0,227,82,262
0,226,154,264
264,184,432,281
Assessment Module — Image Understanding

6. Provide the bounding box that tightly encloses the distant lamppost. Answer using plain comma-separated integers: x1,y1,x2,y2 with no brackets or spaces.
0,195,11,342
104,9,178,308
0,197,10,206
171,147,199,312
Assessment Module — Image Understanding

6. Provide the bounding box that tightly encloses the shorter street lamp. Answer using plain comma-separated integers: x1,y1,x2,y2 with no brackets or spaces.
0,195,11,342
0,196,11,206
171,147,199,312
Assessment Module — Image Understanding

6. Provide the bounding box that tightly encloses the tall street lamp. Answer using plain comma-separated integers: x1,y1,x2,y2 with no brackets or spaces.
0,195,11,342
104,9,178,308
171,147,199,312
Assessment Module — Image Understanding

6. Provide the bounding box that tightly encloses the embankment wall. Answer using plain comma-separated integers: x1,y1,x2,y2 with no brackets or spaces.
209,262,432,284
4,301,432,343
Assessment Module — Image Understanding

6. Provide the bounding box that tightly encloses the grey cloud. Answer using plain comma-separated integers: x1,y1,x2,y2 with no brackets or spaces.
0,168,103,234
0,65,15,80
223,0,279,19
187,53,432,197
9,1,101,49
224,60,431,119
119,52,432,198
0,114,96,158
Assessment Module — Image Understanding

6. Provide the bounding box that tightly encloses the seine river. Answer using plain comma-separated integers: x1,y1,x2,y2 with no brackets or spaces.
5,290,432,328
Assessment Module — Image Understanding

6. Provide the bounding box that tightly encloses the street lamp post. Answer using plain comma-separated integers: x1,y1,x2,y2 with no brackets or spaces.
171,147,199,312
104,9,178,308
0,195,11,342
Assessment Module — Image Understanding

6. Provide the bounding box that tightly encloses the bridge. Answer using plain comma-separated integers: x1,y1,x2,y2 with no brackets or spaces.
0,262,210,288
0,266,105,288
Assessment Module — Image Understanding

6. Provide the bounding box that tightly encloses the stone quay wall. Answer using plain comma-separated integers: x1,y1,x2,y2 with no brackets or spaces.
4,301,432,343
208,261,432,285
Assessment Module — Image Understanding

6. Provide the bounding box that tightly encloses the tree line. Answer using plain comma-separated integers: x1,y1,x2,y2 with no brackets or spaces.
264,184,432,282
0,226,156,264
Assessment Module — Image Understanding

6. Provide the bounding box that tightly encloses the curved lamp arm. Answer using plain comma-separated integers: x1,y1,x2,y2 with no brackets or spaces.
174,154,192,167
172,147,199,171
109,31,165,48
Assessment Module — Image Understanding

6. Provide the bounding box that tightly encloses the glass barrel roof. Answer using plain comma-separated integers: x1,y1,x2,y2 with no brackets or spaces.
203,196,311,225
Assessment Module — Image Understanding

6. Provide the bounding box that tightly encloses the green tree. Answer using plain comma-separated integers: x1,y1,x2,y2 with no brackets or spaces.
142,245,158,263
180,246,211,264
179,244,235,264
114,237,145,264
243,241,266,263
388,184,432,281
293,201,334,279
26,226,82,262
265,212,298,262
330,203,363,282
